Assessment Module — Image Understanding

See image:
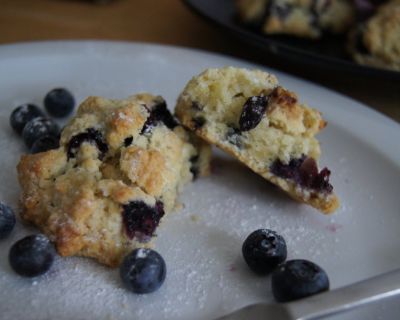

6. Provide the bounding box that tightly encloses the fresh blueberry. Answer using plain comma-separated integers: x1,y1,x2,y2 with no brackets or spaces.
30,135,60,154
67,128,108,160
22,117,59,149
122,201,164,241
0,202,16,239
9,234,56,277
271,259,329,302
120,248,166,294
242,229,287,275
9,104,44,134
44,88,75,118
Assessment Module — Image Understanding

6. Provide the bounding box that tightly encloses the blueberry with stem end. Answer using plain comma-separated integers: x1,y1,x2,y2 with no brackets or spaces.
242,229,287,275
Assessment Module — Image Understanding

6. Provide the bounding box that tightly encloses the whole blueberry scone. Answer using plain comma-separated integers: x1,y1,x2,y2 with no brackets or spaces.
175,67,339,214
236,0,355,38
17,93,210,267
349,0,400,71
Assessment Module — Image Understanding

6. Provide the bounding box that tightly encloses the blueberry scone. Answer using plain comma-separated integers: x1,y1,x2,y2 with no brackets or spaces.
349,0,400,71
17,93,210,267
236,0,355,38
175,67,339,214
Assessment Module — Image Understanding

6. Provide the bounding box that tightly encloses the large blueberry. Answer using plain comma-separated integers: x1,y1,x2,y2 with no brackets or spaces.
9,234,56,277
120,248,166,294
242,229,287,275
22,117,59,149
44,88,75,118
271,259,330,302
10,104,44,134
0,202,16,239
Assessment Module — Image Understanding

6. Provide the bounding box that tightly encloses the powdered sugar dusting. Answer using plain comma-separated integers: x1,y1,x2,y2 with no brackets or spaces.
0,43,400,320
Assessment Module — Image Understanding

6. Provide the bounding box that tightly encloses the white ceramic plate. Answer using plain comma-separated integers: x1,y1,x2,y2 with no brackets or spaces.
0,41,399,320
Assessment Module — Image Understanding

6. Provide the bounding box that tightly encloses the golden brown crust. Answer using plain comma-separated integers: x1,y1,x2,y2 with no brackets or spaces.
120,146,166,197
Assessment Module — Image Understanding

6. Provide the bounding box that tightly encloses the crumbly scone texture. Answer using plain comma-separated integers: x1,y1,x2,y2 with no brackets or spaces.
236,0,355,38
175,67,339,214
349,0,400,71
17,93,211,267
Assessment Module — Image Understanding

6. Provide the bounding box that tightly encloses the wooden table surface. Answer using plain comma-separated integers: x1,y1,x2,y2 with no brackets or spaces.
1,0,399,122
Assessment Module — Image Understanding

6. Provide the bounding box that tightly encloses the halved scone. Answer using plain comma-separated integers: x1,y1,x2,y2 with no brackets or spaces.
175,67,339,214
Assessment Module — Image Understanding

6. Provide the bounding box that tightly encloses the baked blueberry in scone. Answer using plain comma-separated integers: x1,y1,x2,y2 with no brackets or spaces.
236,0,355,38
348,0,400,71
175,67,339,214
17,93,210,267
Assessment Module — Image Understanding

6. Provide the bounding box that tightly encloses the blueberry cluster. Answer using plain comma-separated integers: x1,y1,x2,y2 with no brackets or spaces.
0,202,56,278
9,88,75,154
242,229,329,302
1,88,76,278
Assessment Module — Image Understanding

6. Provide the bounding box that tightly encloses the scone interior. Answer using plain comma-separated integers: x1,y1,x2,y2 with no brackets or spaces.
176,67,339,214
17,93,210,267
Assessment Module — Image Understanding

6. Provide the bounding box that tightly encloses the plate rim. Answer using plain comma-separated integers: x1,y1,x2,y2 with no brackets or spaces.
0,39,398,126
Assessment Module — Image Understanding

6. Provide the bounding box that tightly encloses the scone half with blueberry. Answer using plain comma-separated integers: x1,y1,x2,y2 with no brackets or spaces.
175,67,339,214
17,93,210,267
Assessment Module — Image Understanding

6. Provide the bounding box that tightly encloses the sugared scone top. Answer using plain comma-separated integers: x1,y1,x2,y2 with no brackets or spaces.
236,0,355,38
349,0,400,71
17,93,210,267
176,67,339,214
